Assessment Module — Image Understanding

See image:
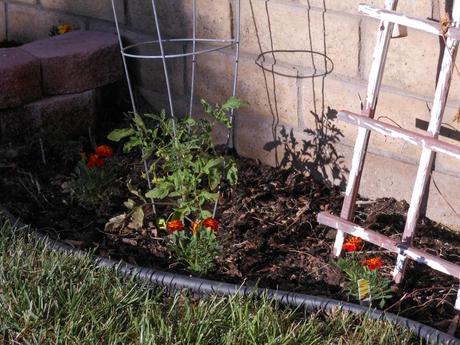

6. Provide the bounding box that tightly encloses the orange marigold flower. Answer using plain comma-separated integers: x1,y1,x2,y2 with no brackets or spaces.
362,257,383,270
95,145,113,158
343,236,363,252
202,217,219,231
167,220,185,233
86,154,104,168
57,24,72,35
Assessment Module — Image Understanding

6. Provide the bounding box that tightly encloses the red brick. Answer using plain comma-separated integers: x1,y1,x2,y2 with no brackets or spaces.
0,47,41,109
20,31,122,95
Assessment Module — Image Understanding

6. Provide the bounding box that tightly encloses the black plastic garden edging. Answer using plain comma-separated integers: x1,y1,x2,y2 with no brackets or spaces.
1,208,459,345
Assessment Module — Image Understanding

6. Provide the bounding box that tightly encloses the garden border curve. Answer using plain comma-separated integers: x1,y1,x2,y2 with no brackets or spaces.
1,207,458,345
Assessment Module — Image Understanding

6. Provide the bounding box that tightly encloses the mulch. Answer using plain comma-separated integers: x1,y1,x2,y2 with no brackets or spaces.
1,143,459,337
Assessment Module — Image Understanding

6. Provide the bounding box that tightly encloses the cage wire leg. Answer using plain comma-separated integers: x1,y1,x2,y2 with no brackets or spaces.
393,0,460,284
332,0,398,257
188,0,197,120
212,0,241,218
111,0,156,214
151,0,177,137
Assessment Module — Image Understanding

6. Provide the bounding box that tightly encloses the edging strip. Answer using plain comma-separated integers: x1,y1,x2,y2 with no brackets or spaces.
1,208,458,345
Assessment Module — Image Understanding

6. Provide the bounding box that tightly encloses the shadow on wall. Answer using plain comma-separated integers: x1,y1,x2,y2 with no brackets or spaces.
249,0,348,189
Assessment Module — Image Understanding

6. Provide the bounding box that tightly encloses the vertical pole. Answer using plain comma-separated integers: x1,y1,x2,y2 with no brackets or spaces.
393,0,460,284
332,0,398,257
112,0,138,114
151,0,177,136
212,0,240,218
188,0,197,119
227,0,241,150
111,0,156,215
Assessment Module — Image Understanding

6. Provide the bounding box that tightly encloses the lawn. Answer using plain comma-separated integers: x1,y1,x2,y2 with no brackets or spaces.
0,217,423,344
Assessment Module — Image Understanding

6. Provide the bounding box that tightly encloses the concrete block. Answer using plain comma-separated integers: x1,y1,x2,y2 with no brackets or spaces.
120,30,186,97
361,17,440,97
21,31,122,95
40,0,123,22
0,2,5,42
301,75,460,173
10,0,37,3
6,3,85,43
240,1,360,77
193,50,234,104
125,0,188,37
0,90,97,142
237,54,299,128
307,0,433,18
0,47,41,109
181,0,232,39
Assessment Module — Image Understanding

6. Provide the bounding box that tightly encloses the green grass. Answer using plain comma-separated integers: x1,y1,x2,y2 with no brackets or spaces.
0,217,423,345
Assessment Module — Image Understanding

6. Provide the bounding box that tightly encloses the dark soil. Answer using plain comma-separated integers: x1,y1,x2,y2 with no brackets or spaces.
0,39,21,48
1,141,460,337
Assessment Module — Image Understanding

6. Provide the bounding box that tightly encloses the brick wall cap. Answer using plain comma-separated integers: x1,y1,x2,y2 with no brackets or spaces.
19,30,119,59
0,47,42,109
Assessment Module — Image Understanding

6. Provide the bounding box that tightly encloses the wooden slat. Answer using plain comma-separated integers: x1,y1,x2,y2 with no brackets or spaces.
318,212,460,278
333,0,399,257
338,110,460,160
359,4,460,41
393,0,460,284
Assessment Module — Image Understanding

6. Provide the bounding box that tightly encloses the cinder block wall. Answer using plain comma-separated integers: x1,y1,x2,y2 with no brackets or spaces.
2,0,460,228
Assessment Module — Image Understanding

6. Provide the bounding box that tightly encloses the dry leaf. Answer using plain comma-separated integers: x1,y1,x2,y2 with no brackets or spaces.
122,238,138,246
454,108,460,123
441,13,451,35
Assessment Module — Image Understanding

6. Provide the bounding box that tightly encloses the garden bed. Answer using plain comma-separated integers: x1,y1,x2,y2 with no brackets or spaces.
1,133,459,338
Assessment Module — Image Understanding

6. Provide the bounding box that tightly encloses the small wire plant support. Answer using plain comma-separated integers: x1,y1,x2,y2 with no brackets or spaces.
111,0,241,218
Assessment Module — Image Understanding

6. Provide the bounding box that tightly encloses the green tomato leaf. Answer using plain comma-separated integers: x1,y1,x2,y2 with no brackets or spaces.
145,185,170,199
226,163,238,185
123,137,142,153
222,96,242,111
203,158,222,174
107,128,135,142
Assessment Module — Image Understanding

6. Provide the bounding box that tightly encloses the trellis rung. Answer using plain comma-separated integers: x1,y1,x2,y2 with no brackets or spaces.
318,212,460,278
359,4,460,41
338,110,460,160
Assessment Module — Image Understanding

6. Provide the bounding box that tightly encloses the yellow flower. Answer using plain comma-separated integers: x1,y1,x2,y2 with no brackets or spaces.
57,24,72,35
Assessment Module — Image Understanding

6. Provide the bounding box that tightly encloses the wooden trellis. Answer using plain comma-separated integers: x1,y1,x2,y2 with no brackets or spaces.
318,0,460,312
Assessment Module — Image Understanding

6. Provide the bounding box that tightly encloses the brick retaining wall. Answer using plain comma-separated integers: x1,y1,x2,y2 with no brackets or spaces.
2,0,459,228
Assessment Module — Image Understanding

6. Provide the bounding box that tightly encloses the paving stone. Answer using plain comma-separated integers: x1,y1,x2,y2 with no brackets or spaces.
0,47,41,109
20,31,122,95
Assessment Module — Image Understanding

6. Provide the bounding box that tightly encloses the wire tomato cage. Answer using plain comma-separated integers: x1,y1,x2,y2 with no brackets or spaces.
110,0,241,217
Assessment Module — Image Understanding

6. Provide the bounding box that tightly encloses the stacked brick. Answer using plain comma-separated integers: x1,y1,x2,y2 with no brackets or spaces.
0,30,122,142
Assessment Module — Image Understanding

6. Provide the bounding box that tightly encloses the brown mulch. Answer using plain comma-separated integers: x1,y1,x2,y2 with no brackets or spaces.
1,144,459,337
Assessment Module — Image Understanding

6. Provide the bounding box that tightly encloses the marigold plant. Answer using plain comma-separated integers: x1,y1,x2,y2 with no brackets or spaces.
335,253,392,308
167,217,221,274
69,145,117,211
